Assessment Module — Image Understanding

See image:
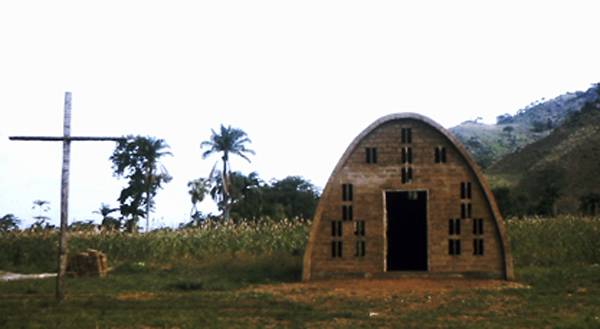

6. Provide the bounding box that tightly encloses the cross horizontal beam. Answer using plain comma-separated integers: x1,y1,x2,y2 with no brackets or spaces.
9,136,126,142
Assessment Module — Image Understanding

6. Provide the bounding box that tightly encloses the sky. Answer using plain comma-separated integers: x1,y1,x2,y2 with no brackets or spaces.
1,1,599,229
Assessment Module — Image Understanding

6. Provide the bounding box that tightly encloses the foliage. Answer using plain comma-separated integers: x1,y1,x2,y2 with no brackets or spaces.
262,176,320,220
201,125,255,221
463,136,496,168
1,216,600,328
187,178,210,220
488,88,600,216
492,165,566,217
2,216,599,275
580,192,600,216
68,220,97,232
0,219,309,273
110,136,172,232
454,84,600,167
507,216,600,267
496,113,514,124
28,200,54,231
94,203,121,231
204,171,320,222
0,214,21,232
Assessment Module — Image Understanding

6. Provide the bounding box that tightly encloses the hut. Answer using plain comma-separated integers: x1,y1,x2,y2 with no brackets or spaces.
303,113,514,280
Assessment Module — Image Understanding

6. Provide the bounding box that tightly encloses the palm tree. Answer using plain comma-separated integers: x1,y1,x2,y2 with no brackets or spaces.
111,136,172,232
201,125,254,220
94,203,121,231
187,178,209,219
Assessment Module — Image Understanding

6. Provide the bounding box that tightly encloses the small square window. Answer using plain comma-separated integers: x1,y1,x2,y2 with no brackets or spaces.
331,240,343,258
355,240,366,257
473,218,484,235
401,128,412,144
435,147,447,163
342,184,353,202
461,182,472,199
461,203,472,219
401,167,413,184
473,238,484,256
331,220,342,237
342,205,353,221
449,219,461,235
448,239,461,255
401,147,413,164
354,220,365,236
366,147,378,164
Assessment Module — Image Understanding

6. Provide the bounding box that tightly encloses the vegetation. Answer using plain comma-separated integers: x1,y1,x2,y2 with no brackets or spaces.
201,124,255,221
0,219,309,274
488,88,600,217
0,216,599,328
0,214,20,232
29,200,53,231
451,83,599,168
110,136,173,232
94,203,121,231
187,177,210,220
223,173,319,222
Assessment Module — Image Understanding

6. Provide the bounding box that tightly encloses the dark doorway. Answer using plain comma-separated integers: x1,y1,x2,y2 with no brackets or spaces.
386,191,428,271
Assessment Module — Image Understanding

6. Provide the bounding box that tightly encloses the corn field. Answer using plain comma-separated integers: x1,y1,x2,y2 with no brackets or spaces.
1,216,599,273
507,215,600,267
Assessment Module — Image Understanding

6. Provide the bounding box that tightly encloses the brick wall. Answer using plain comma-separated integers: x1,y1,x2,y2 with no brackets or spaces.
303,115,512,280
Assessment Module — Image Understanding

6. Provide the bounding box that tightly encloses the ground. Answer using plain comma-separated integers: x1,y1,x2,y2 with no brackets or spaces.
1,265,599,328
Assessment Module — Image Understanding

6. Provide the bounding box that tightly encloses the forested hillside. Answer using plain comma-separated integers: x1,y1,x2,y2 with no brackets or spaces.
451,84,599,168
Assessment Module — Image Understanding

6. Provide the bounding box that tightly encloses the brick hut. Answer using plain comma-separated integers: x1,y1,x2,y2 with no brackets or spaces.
303,113,514,280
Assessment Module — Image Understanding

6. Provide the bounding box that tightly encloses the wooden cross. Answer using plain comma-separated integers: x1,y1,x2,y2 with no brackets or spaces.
9,92,125,302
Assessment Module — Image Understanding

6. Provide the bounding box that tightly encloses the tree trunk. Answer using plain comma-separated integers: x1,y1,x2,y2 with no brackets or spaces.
145,167,152,232
222,153,230,221
56,91,72,302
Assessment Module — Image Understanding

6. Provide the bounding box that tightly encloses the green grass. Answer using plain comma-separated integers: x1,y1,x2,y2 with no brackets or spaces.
1,216,600,328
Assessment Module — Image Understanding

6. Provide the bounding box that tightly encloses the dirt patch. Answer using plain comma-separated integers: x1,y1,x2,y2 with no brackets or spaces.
116,292,157,301
247,278,529,304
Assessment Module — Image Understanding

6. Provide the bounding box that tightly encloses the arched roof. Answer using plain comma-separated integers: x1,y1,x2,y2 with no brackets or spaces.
303,113,514,280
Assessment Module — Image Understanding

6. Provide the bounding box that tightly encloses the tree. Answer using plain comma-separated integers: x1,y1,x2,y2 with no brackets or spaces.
111,136,172,232
187,178,210,220
520,165,566,216
225,173,320,221
491,187,513,218
201,125,255,220
227,171,264,221
29,200,53,231
580,192,600,216
0,214,21,232
264,176,320,220
502,126,514,134
94,203,121,231
69,220,97,232
496,114,514,124
530,120,547,133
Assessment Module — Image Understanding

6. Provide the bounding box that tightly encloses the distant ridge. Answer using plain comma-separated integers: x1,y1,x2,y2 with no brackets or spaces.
487,88,600,216
450,84,599,168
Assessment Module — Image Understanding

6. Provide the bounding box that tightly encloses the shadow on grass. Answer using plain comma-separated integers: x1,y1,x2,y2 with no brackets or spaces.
109,251,303,292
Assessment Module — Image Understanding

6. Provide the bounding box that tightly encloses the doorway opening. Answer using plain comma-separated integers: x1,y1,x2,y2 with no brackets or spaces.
386,191,428,271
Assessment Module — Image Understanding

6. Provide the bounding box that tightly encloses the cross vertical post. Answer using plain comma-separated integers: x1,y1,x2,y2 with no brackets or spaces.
9,92,126,302
56,91,71,302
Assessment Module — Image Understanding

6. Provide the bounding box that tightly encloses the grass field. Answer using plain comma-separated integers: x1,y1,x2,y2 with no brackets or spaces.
1,216,599,328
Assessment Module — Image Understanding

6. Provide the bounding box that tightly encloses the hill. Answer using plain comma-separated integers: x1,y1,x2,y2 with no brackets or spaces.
450,84,599,168
486,93,600,216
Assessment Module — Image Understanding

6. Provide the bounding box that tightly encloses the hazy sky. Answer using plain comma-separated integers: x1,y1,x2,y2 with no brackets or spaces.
1,1,599,228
